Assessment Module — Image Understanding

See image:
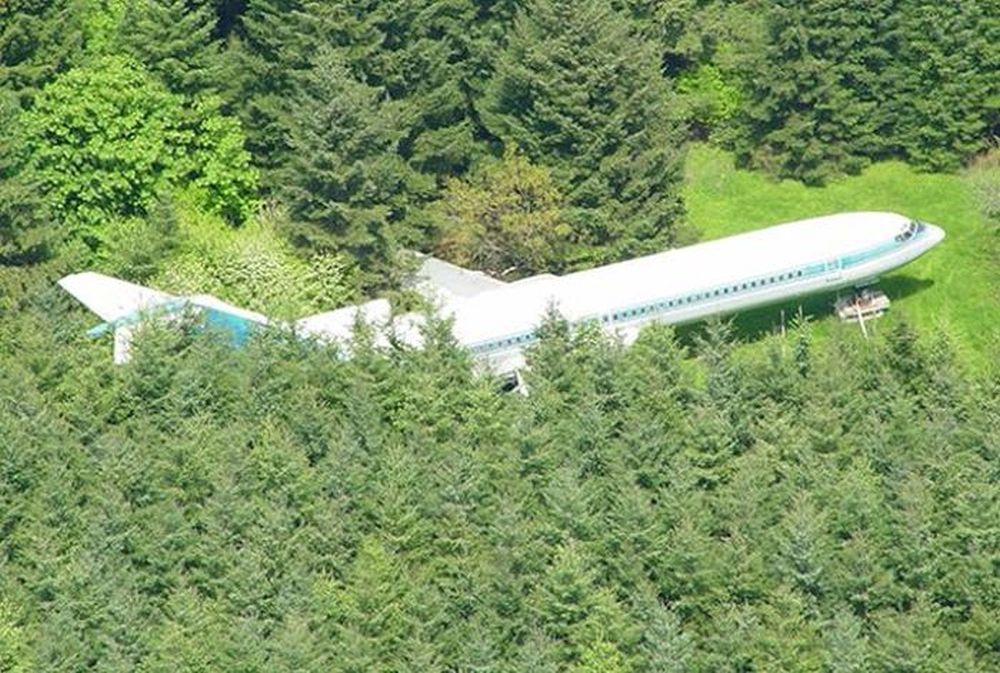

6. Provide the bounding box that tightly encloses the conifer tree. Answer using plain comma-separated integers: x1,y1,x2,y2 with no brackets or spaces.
733,0,893,183
0,601,33,673
532,544,610,665
824,609,868,673
482,0,686,266
880,0,999,170
778,494,831,603
0,0,84,98
572,640,632,673
0,92,50,264
280,50,418,287
120,0,219,96
326,536,425,671
221,0,308,175
634,591,694,673
352,0,483,178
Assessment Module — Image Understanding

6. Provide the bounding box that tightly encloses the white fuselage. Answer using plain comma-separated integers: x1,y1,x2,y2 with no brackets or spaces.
59,212,945,371
434,212,944,376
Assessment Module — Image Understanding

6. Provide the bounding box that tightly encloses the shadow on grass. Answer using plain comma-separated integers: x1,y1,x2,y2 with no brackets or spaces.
674,274,936,348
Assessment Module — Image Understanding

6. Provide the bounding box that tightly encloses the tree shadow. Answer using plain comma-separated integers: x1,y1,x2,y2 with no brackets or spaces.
674,274,936,347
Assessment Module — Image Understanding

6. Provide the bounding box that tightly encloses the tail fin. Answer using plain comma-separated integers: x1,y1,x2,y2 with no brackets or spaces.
58,272,175,322
112,325,135,365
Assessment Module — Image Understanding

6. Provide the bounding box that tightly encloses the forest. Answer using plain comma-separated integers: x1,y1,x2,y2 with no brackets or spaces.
1,0,999,671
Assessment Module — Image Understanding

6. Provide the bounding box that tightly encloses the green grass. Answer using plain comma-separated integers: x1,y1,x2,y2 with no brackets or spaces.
680,144,999,364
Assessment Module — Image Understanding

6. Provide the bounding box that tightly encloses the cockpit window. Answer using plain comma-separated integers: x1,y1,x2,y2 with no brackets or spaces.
895,220,924,242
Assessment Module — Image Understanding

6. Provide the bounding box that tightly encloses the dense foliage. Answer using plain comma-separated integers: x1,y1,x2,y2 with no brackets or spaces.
481,0,687,264
16,56,257,249
435,149,570,278
2,2,998,669
4,0,995,279
732,0,999,184
1,273,998,671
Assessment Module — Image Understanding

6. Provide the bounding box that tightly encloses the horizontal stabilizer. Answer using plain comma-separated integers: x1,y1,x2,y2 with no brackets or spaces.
296,299,392,342
411,254,506,304
58,272,174,322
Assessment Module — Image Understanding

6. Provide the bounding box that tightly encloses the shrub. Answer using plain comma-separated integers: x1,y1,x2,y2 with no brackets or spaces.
16,55,257,253
966,142,1000,226
154,200,357,318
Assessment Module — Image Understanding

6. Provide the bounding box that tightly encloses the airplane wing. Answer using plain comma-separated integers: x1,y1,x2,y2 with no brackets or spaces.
411,254,507,304
58,272,176,322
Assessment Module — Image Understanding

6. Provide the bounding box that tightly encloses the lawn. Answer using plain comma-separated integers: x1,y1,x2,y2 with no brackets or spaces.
681,144,999,366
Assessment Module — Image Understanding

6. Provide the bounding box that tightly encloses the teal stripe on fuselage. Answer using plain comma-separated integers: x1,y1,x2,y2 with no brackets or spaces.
470,228,925,356
203,307,257,346
86,300,260,347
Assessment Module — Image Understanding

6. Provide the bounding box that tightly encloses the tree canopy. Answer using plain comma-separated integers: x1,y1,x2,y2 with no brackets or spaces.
1,1,998,669
15,56,256,253
483,0,687,265
1,273,998,670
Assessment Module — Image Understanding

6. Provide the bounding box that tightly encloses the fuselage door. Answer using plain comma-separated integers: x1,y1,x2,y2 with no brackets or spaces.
824,259,843,284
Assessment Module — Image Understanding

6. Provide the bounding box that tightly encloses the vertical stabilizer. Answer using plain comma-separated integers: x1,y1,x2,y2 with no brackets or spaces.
113,325,136,364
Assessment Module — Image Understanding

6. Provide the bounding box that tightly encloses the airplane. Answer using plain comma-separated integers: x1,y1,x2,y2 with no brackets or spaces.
59,211,945,376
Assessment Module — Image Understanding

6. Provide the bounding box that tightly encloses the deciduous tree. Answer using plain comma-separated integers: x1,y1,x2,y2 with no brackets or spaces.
435,149,569,277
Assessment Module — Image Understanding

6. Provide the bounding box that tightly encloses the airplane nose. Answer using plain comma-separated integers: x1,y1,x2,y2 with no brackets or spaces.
930,224,946,246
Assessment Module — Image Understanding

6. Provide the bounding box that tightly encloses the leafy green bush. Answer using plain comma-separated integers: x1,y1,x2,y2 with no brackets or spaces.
153,200,357,317
676,65,742,137
16,55,257,252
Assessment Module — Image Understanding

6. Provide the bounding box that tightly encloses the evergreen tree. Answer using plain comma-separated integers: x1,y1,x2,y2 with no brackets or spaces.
230,0,490,211
323,536,426,672
532,543,631,666
634,593,694,673
120,0,219,96
0,0,84,98
0,91,50,263
348,0,483,179
220,0,309,175
280,50,418,287
572,639,632,673
778,494,832,603
733,0,998,181
482,0,687,266
825,609,869,673
0,601,33,673
880,0,999,171
0,288,999,669
732,0,893,184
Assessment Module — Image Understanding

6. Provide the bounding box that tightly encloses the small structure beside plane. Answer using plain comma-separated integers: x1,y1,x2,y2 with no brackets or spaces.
59,211,945,374
835,288,891,322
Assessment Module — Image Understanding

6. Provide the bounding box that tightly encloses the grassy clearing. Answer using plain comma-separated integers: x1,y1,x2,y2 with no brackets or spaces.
681,144,1000,365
